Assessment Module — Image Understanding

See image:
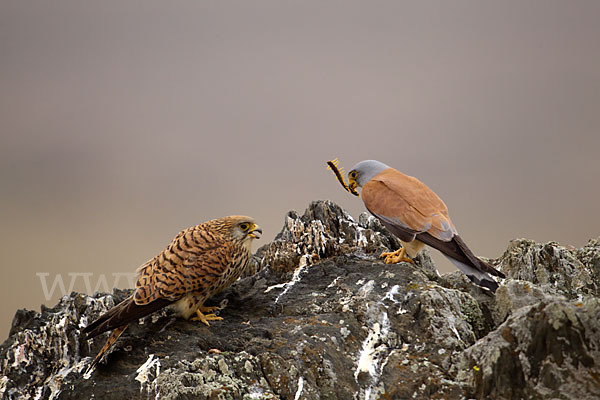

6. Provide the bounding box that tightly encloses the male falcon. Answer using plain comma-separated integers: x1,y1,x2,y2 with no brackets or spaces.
83,215,261,373
346,160,504,292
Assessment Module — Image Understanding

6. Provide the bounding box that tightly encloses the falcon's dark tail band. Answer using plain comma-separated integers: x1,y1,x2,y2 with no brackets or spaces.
415,233,505,292
443,256,500,293
83,296,173,339
83,296,174,374
85,324,128,375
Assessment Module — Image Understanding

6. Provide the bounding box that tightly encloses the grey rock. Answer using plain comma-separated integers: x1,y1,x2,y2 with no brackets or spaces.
1,200,599,399
498,238,598,298
254,200,401,274
576,237,600,283
455,298,600,400
493,279,566,323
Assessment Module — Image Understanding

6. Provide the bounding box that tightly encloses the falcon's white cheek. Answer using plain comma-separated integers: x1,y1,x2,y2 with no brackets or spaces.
231,228,246,241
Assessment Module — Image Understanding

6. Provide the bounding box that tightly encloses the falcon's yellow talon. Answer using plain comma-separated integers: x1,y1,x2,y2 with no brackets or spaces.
380,248,414,264
191,307,224,326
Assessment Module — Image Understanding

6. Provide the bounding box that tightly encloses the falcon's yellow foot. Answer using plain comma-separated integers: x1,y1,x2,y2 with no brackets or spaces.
191,306,223,326
380,247,414,264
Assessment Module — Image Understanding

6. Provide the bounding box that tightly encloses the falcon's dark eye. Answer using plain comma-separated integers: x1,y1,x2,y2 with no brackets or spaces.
239,223,249,231
349,171,357,178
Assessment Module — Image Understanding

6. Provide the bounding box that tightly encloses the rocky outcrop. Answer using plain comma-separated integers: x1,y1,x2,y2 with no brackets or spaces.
1,200,599,399
455,297,600,399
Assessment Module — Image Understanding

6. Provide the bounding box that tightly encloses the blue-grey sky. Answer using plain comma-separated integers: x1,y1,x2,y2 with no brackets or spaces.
1,1,599,338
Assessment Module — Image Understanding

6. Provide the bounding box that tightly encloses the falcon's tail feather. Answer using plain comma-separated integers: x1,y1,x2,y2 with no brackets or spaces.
415,233,504,292
444,256,499,293
452,235,505,279
83,296,173,339
85,324,128,375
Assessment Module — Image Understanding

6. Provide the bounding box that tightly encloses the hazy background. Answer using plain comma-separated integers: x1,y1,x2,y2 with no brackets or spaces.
1,1,599,339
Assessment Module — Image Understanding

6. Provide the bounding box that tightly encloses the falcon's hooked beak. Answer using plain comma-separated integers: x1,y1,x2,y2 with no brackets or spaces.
248,224,262,239
348,177,360,196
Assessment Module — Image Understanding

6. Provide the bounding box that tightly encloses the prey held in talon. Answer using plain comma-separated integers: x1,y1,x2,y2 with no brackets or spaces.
82,215,262,374
329,158,505,292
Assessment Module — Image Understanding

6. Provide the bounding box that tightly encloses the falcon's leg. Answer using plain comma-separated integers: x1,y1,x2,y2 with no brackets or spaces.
380,247,414,264
191,306,223,326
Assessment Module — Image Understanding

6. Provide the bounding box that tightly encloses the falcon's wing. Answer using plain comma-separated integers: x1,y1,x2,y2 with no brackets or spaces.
83,225,231,339
134,225,231,304
362,168,456,242
361,168,505,291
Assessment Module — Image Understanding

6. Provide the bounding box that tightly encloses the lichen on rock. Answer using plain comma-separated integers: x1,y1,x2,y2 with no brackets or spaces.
455,297,600,399
498,238,598,298
255,200,400,275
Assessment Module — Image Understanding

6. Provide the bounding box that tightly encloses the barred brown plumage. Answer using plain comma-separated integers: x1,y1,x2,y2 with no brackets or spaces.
82,215,261,374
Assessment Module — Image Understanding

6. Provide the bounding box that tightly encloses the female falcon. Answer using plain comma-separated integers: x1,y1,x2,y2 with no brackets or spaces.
83,215,262,373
